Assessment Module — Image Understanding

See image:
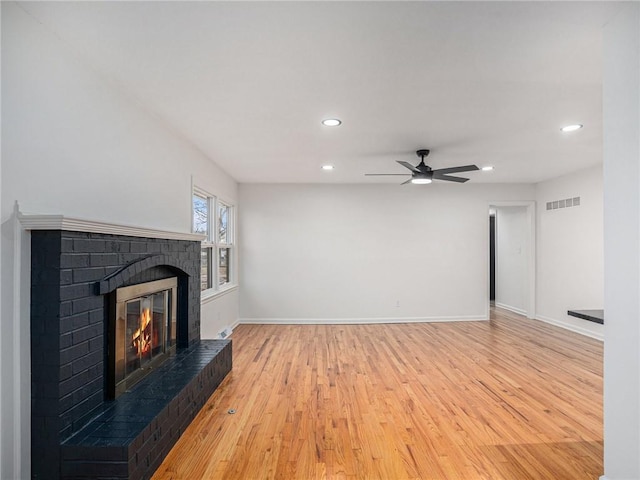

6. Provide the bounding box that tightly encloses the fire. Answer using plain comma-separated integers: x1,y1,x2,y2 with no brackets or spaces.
132,307,152,355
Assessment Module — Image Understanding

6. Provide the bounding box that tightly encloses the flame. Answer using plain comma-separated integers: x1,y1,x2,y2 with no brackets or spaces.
132,307,152,355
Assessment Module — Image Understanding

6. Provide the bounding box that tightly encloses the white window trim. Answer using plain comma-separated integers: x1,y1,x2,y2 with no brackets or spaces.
201,283,239,304
193,186,237,298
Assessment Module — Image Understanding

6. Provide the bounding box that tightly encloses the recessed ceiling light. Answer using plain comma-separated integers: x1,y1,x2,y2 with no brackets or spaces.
481,166,494,171
322,118,342,127
561,124,583,132
321,165,334,170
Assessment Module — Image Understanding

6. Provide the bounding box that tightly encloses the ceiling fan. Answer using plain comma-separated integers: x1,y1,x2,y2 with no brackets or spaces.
365,149,479,184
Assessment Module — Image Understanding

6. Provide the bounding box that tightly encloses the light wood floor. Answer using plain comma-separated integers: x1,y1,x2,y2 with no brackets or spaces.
152,308,603,479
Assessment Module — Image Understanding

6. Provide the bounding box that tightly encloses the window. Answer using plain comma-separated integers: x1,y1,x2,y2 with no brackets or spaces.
192,189,235,294
217,201,232,286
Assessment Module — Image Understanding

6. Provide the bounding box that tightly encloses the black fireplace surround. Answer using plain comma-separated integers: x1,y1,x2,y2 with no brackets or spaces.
30,227,232,480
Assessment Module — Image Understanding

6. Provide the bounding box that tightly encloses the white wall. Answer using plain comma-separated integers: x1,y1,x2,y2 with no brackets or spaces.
495,206,529,315
200,290,239,339
0,4,238,477
239,183,534,323
1,3,237,230
535,166,604,340
0,3,4,471
602,3,640,479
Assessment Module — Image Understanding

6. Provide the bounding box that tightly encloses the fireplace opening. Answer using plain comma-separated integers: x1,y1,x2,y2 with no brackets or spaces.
109,277,178,398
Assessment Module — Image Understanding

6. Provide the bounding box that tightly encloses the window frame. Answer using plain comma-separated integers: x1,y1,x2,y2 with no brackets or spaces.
192,187,236,300
216,199,233,288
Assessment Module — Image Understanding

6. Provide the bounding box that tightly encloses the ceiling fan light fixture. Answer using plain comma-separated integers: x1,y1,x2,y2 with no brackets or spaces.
322,118,342,127
411,177,432,185
481,166,494,171
561,124,583,132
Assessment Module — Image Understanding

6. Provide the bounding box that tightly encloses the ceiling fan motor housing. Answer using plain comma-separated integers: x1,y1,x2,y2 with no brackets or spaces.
415,150,432,173
414,171,433,180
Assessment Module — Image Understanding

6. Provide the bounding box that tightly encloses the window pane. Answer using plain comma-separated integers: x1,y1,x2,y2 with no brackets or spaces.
218,248,230,285
201,248,211,290
193,194,209,236
219,203,229,244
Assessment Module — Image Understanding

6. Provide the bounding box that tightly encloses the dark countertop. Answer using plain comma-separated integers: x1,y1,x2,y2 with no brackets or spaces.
568,309,604,325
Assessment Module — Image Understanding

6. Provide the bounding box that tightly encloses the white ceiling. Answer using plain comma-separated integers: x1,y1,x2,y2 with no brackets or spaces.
18,1,622,184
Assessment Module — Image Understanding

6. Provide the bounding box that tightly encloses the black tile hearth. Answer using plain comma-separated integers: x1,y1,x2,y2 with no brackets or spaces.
60,340,231,480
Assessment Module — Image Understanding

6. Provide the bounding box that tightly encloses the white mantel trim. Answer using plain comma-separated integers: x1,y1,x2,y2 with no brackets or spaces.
18,213,205,242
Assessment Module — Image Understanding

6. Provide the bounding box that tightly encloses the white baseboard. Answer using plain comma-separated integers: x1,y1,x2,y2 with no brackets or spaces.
232,313,603,341
238,314,488,325
598,476,609,480
495,302,527,316
536,314,604,341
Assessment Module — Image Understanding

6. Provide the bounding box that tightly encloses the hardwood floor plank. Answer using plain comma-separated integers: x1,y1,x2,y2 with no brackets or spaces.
152,309,603,479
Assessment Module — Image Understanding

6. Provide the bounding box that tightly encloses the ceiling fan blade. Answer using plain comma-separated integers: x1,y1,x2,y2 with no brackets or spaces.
433,174,470,183
396,160,420,173
364,173,411,176
433,165,479,175
401,178,413,185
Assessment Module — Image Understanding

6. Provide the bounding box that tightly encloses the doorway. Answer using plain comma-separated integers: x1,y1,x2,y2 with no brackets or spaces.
489,213,496,303
488,202,536,319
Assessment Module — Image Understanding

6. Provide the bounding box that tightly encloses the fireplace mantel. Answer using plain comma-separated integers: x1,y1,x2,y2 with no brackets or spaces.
19,213,205,242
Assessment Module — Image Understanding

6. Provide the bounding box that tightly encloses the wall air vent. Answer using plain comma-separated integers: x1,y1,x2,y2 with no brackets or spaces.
546,197,580,211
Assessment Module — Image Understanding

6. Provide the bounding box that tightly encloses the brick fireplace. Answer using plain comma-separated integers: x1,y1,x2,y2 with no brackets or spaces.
24,216,232,480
